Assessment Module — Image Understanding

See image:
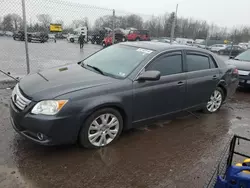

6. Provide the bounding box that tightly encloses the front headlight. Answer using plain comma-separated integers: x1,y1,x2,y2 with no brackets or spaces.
31,100,68,115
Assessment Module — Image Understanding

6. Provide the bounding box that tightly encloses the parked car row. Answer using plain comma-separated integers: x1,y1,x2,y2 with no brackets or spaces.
13,31,49,43
226,49,250,88
0,30,14,37
88,27,151,47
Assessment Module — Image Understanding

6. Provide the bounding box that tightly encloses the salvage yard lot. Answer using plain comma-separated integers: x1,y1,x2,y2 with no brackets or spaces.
0,36,249,188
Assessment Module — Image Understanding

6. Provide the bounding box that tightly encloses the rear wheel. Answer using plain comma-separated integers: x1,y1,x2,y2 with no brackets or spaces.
79,108,123,148
219,50,224,55
203,87,224,113
102,42,106,48
136,37,140,41
70,38,74,43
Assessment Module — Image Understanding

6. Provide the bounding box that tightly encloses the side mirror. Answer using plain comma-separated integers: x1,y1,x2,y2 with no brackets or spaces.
137,70,161,81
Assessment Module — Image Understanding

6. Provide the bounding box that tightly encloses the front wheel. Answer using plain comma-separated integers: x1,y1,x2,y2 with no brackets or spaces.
70,38,74,43
79,108,123,148
203,87,224,113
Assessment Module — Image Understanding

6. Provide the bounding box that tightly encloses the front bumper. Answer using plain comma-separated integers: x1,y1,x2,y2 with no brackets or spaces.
239,75,250,88
10,100,81,145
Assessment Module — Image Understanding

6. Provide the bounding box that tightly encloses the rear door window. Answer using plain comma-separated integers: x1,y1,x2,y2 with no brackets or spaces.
186,53,210,72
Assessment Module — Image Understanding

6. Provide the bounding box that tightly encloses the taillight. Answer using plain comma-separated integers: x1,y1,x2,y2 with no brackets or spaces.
233,68,238,75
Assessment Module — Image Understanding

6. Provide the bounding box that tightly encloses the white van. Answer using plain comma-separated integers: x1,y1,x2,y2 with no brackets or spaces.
67,26,88,43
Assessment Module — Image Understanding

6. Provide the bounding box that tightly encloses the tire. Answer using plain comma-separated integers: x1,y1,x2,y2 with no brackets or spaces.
28,38,31,42
122,37,126,42
203,87,224,114
136,38,140,41
219,50,224,55
13,37,16,40
102,42,106,48
70,38,74,43
79,108,123,148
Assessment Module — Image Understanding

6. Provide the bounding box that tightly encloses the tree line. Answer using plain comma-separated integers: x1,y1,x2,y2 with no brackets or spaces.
1,12,250,43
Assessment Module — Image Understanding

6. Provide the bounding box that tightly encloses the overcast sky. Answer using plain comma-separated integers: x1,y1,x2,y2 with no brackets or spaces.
1,0,250,28
69,0,250,27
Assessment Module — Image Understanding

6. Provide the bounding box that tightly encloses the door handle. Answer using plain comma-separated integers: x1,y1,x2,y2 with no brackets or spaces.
212,75,217,80
177,81,184,86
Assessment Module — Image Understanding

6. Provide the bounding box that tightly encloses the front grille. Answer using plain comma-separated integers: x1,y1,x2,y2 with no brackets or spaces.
11,84,31,110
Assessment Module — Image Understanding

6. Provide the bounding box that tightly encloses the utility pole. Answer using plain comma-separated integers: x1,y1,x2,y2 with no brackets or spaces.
21,0,30,74
170,4,178,44
112,9,115,44
229,29,236,58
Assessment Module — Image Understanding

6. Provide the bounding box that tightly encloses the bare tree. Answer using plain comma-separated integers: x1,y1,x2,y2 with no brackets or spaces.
37,14,52,28
11,14,22,30
125,14,143,29
2,14,14,31
72,17,89,29
55,19,64,27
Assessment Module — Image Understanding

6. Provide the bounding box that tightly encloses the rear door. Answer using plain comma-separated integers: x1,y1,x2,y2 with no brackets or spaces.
132,51,186,121
184,51,220,108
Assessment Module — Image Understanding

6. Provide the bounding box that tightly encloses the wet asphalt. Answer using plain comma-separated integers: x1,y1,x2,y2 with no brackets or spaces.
0,37,102,81
1,87,250,188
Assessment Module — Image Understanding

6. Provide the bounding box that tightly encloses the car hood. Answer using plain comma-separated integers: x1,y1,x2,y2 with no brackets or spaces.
19,64,115,101
226,59,250,71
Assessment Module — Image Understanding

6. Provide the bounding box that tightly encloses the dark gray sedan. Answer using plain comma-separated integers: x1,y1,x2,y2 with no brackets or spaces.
10,42,239,148
226,49,250,88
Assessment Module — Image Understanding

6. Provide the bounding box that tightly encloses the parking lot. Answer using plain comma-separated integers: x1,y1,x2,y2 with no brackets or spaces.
1,37,250,188
0,37,102,81
0,37,229,81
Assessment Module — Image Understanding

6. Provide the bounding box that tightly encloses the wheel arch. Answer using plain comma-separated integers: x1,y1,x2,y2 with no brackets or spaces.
79,101,129,131
217,81,227,101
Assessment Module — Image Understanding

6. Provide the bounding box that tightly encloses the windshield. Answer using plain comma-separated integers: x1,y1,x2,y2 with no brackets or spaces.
82,45,154,78
234,50,250,62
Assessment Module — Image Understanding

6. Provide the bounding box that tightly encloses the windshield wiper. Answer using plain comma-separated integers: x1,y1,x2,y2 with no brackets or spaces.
85,64,105,75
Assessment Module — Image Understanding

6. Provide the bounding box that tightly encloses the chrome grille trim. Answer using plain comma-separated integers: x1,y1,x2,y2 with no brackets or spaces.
12,84,31,110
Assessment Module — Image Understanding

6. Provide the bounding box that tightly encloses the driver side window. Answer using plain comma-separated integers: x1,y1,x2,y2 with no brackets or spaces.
146,52,183,76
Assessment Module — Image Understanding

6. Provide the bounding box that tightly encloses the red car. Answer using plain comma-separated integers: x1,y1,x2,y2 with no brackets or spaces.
102,30,126,47
126,29,150,41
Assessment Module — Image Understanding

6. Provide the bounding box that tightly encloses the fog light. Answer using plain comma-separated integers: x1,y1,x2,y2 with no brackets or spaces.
37,133,45,141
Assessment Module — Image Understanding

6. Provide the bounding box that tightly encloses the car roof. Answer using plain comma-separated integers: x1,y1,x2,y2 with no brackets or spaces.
121,41,210,53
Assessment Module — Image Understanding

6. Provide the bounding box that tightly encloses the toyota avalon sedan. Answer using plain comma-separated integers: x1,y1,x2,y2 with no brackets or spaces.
10,42,239,148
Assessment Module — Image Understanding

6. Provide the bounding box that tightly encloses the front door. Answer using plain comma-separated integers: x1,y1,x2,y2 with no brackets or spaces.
184,51,220,108
132,51,187,122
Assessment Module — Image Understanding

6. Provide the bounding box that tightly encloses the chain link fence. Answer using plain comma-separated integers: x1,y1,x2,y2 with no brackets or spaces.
0,0,116,81
1,0,246,81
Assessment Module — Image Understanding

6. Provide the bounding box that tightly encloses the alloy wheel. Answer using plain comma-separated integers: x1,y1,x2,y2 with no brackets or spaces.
88,113,120,147
206,89,222,113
